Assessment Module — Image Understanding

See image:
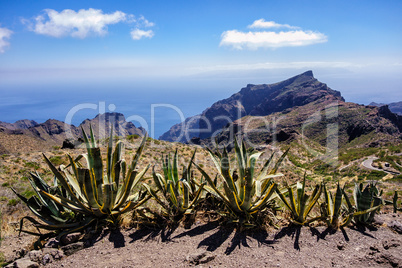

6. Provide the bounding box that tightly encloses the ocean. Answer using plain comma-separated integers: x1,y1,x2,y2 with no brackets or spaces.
0,79,239,138
1,68,400,138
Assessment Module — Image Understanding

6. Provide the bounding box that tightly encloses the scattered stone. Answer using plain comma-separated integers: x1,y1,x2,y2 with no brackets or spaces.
44,238,59,248
61,242,84,256
11,257,39,268
383,239,401,250
43,248,64,260
16,249,28,258
388,220,402,234
369,245,380,252
337,242,345,250
28,250,42,263
60,232,81,245
373,252,402,267
186,250,216,265
42,254,51,265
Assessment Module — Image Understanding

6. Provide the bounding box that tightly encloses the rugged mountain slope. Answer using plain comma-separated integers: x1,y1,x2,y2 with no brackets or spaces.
0,113,144,154
159,71,344,143
370,101,402,115
212,99,402,151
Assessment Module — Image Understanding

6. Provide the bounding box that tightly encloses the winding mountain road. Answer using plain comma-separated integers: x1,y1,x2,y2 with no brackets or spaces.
362,156,381,171
361,156,400,175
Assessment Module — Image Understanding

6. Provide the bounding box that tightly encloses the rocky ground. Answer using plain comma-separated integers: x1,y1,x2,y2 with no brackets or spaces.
1,213,402,268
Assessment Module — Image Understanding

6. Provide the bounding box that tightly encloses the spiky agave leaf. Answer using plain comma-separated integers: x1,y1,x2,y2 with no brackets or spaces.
275,175,322,226
144,149,205,222
194,138,287,226
352,182,385,225
27,127,150,231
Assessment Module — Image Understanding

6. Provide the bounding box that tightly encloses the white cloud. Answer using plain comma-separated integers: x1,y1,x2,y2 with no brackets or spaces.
248,19,297,29
0,27,13,53
27,8,155,40
221,20,327,50
31,8,126,38
130,29,154,40
137,15,155,28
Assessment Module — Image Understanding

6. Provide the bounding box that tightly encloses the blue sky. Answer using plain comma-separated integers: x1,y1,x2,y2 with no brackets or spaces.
0,0,401,136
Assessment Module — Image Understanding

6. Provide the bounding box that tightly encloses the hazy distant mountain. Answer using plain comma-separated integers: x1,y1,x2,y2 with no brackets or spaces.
369,102,402,115
0,113,144,154
0,119,38,130
159,71,345,143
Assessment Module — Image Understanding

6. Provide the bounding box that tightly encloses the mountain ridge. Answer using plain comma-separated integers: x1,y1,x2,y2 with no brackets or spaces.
159,70,345,142
0,112,144,154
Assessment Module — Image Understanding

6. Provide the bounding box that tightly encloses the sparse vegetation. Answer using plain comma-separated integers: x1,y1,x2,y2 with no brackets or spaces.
2,126,401,265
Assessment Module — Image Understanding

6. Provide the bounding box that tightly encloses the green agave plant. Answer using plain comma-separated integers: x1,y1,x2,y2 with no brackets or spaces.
320,183,380,229
320,183,356,229
275,176,322,226
353,182,385,224
144,149,205,222
39,127,151,227
393,191,402,213
194,138,287,226
12,172,86,239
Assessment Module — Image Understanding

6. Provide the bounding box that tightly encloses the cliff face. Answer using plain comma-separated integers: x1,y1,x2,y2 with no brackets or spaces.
159,71,345,142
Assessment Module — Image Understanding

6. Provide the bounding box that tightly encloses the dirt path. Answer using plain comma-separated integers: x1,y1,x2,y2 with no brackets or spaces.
43,214,402,268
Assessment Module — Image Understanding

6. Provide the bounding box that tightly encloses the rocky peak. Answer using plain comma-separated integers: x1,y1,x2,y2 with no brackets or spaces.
79,112,144,139
160,70,345,143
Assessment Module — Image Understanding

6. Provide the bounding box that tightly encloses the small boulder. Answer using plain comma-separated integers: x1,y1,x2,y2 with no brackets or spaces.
61,242,84,256
43,248,64,261
186,250,216,265
28,250,42,263
388,220,402,234
60,232,81,245
11,257,39,268
44,238,59,248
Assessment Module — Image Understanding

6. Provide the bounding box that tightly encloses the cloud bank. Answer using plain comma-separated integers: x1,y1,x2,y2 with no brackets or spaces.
221,19,327,50
27,8,154,40
0,27,13,53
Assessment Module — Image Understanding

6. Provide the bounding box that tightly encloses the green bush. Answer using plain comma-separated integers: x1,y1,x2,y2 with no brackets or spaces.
24,162,40,170
366,170,387,181
7,199,19,206
127,134,140,142
49,156,64,166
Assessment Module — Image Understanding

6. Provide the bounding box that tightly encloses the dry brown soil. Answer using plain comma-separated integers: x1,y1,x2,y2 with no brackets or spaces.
26,213,401,268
